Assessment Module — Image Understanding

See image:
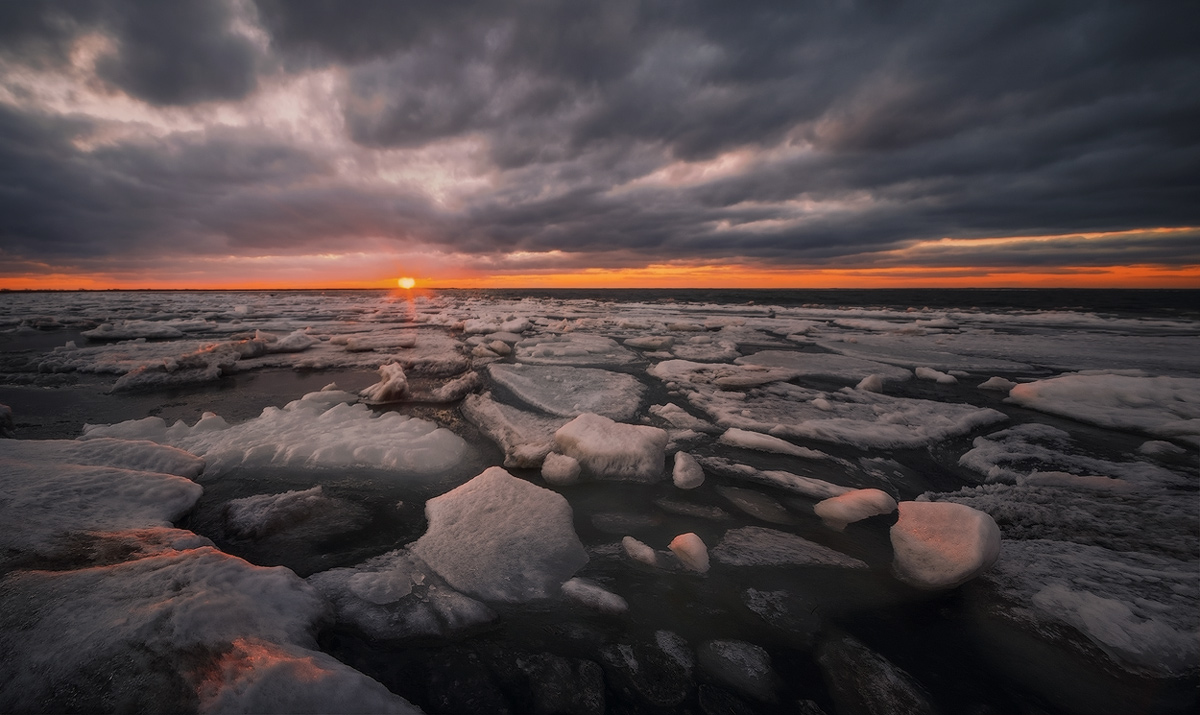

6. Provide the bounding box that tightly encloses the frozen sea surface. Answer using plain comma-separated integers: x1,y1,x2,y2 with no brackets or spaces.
0,288,1197,714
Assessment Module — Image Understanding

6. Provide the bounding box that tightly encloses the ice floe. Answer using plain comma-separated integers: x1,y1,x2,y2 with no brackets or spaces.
488,363,645,420
668,533,710,573
814,489,898,531
562,577,628,614
462,392,567,468
514,334,637,366
82,390,472,477
736,349,912,383
1007,373,1200,445
671,451,705,489
412,467,588,602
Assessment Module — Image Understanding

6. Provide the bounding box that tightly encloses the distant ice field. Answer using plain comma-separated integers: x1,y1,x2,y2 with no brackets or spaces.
1,289,1197,715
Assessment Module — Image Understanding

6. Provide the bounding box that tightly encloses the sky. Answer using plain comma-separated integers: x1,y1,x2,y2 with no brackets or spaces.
1,0,1198,290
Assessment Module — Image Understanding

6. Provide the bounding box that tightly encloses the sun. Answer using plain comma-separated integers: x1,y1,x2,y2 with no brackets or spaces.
397,277,416,289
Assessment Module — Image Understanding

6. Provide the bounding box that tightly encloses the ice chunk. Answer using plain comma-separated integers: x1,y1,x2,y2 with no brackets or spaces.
515,334,637,366
340,333,416,352
83,392,471,478
712,526,867,569
541,452,582,485
890,501,1001,589
462,392,567,468
704,458,851,500
264,328,319,353
649,403,714,431
737,350,912,384
1138,440,1187,457
648,359,796,389
553,413,667,482
625,335,675,350
814,489,898,531
562,577,629,614
671,335,740,362
668,533,710,573
223,486,368,541
715,485,799,524
488,364,646,420
697,640,778,702
915,366,957,383
412,467,588,602
359,362,409,403
978,376,1017,391
621,536,660,567
717,428,830,460
856,374,884,392
672,451,705,489
307,548,497,640
1007,373,1200,445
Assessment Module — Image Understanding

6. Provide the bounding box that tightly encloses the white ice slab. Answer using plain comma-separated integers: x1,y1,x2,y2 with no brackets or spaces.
553,413,667,482
462,392,568,468
488,364,645,420
890,501,1001,589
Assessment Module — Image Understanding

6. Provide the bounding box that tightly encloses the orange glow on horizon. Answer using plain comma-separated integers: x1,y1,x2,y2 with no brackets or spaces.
397,276,416,289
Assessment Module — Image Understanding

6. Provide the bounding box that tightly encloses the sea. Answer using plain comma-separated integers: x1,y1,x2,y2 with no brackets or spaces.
0,288,1197,714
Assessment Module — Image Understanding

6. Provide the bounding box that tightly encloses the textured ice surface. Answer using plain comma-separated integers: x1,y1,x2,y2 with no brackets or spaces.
711,526,867,568
82,391,471,477
982,539,1199,676
223,486,368,541
0,546,416,714
814,489,898,531
818,334,1033,371
82,320,186,341
959,423,1188,489
689,383,1007,449
307,548,497,640
1007,373,1200,445
915,366,957,383
648,359,797,388
412,467,588,602
0,437,204,479
703,458,851,500
541,452,582,485
488,363,645,420
553,413,667,482
697,640,778,702
462,392,567,468
515,334,637,366
890,501,1001,589
736,350,912,383
0,442,203,565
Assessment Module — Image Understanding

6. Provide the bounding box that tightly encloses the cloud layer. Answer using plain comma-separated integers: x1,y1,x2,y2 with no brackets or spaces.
2,0,1198,285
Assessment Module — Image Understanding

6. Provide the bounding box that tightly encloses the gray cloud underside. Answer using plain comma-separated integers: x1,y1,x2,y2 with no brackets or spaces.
2,0,1198,272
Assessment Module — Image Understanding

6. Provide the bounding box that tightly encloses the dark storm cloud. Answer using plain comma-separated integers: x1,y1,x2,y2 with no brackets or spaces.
0,0,260,105
2,0,1199,276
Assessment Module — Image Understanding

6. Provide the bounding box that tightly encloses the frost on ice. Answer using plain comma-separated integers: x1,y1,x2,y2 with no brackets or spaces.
82,390,472,477
553,413,668,482
487,363,646,420
412,467,588,602
1007,373,1200,446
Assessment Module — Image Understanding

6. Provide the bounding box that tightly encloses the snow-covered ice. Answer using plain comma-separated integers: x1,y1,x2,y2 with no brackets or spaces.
462,392,567,468
488,363,645,420
553,413,667,482
890,501,1001,589
671,451,705,489
412,467,588,602
814,489,898,531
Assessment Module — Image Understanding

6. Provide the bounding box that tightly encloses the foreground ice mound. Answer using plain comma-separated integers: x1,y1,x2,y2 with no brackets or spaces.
0,547,417,714
488,364,646,420
0,451,203,566
359,362,409,403
553,413,668,482
412,467,588,602
983,539,1199,676
1007,373,1200,445
223,486,369,541
890,501,1001,589
462,392,567,468
82,390,471,477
